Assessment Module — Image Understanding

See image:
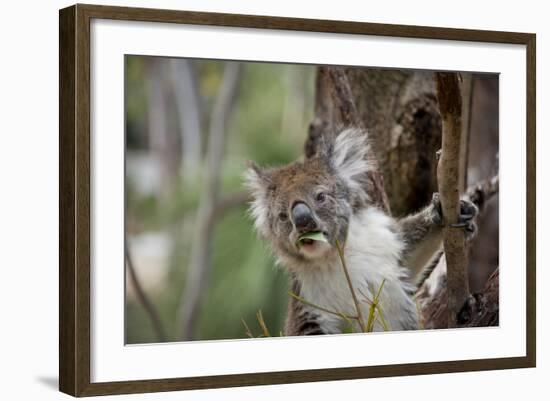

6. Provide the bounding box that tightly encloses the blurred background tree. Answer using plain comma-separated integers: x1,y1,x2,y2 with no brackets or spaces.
125,56,315,343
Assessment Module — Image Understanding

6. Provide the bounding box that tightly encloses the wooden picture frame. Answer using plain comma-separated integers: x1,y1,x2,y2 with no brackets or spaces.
59,3,536,397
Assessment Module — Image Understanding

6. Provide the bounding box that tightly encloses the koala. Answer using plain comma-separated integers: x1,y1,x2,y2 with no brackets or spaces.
245,128,477,335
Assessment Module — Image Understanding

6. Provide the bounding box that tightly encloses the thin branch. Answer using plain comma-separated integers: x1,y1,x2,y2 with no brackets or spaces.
241,318,254,338
362,279,387,332
376,305,390,331
288,291,357,325
336,239,368,332
435,72,470,328
125,240,167,342
256,310,271,337
374,278,386,301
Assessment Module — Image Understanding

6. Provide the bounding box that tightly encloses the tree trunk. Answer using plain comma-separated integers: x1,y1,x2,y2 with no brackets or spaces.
306,66,442,217
306,66,498,329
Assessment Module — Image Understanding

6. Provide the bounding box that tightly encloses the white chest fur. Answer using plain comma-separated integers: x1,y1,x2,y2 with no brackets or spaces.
296,208,419,333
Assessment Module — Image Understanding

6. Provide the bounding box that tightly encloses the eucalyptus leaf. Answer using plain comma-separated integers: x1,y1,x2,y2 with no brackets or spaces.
297,231,328,246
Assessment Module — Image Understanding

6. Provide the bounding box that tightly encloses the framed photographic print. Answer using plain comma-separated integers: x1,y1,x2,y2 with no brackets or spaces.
59,3,536,397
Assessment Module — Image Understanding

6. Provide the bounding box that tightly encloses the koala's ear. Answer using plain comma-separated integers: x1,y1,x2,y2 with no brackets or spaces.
244,161,270,196
244,161,271,235
328,128,373,192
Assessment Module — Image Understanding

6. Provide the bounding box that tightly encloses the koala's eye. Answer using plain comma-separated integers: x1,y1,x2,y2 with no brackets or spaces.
315,192,327,203
278,212,288,222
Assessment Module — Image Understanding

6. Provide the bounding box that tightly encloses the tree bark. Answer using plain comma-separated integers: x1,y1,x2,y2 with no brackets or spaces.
417,172,499,328
306,66,441,217
419,266,499,329
306,66,498,329
435,72,470,328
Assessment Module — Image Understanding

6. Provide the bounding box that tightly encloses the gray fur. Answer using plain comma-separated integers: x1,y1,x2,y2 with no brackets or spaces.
246,128,478,335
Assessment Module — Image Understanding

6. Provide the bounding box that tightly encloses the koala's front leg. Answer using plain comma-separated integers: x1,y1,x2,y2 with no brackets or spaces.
284,305,326,336
284,279,327,336
399,193,478,285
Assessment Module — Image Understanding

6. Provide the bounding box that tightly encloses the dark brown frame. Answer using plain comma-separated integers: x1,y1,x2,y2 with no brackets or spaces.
59,3,536,397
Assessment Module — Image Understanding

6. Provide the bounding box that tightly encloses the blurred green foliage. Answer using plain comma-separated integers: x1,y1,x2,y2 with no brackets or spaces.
125,56,315,343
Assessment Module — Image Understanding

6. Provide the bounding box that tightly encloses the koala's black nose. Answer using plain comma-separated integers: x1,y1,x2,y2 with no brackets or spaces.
291,202,317,232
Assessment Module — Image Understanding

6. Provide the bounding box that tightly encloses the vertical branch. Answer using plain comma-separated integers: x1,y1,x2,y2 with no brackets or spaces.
146,58,179,197
336,240,368,332
169,58,202,180
178,62,242,340
435,72,469,327
459,73,473,191
125,240,167,342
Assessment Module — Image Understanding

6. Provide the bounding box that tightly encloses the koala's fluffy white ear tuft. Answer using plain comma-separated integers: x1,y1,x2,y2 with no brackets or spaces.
330,128,373,192
244,161,266,195
244,161,270,236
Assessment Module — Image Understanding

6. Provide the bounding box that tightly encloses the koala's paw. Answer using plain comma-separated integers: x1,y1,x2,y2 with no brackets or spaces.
431,193,478,240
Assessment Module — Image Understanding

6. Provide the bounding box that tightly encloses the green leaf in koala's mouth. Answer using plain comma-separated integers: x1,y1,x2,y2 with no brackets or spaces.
297,232,328,247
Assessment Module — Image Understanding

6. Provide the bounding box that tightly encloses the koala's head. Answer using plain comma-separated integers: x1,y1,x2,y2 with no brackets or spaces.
245,128,373,267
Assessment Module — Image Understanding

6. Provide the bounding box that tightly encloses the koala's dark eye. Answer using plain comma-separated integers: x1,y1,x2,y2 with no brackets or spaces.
278,212,288,222
315,192,327,203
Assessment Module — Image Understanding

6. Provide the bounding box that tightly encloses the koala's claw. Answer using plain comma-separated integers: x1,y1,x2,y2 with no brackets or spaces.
431,193,478,239
449,206,476,228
